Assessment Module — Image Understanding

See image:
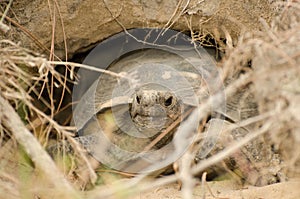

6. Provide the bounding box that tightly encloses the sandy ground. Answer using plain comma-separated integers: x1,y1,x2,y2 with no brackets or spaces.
133,179,300,199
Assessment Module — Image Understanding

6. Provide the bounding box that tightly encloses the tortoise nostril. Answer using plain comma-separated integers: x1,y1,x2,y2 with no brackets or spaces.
164,96,173,107
136,95,141,104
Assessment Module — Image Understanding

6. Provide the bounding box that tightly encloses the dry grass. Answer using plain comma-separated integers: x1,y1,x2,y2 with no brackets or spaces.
0,0,299,199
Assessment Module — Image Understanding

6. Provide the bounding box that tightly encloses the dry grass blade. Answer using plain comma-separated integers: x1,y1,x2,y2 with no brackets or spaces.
0,95,79,198
177,151,196,199
0,0,13,33
0,39,84,197
143,107,194,152
48,61,127,79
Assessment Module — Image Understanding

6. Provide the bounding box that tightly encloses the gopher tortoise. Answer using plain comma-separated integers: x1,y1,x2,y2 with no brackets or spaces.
51,47,283,186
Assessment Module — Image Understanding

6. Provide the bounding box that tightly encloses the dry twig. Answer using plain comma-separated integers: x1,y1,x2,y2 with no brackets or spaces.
0,95,79,198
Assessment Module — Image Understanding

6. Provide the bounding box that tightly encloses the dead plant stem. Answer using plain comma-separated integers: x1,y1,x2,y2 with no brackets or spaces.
0,95,79,198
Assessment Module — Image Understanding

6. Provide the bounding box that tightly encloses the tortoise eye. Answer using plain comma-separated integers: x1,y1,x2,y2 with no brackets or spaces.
136,95,141,104
164,96,173,107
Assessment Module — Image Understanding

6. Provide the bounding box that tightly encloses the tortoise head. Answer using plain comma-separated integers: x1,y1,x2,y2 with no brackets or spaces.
129,86,182,137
